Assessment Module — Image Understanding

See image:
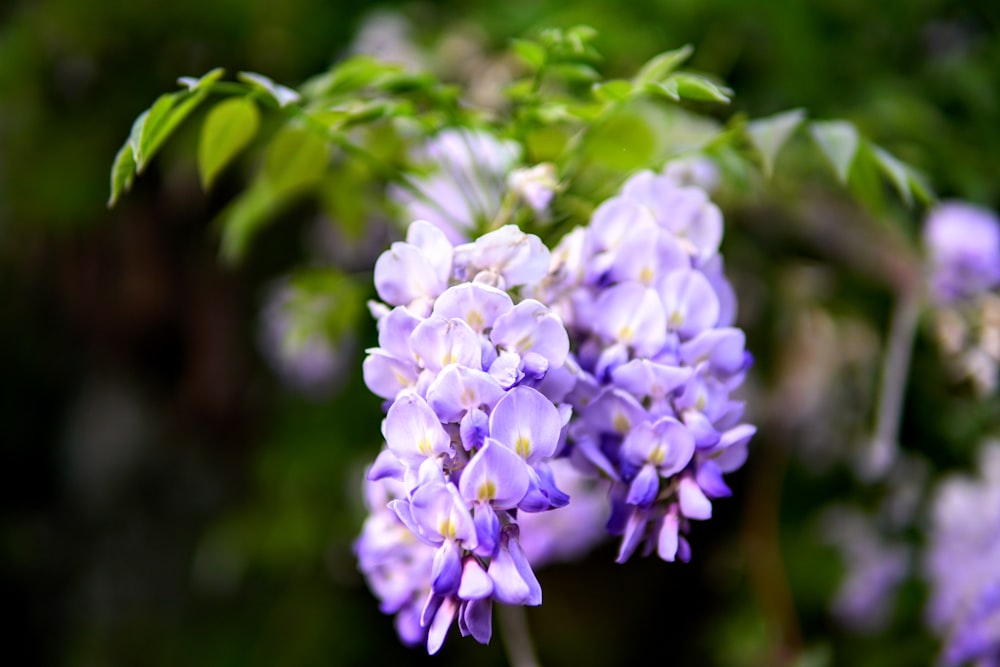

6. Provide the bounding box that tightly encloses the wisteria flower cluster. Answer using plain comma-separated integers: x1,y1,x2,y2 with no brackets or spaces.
356,218,577,653
534,168,756,564
355,142,756,652
923,442,1000,667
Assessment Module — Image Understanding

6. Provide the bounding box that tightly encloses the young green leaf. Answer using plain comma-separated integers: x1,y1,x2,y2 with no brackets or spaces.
130,92,178,170
870,144,914,207
669,73,732,103
107,137,137,208
591,79,633,102
906,166,936,205
510,38,546,70
633,44,694,87
130,86,213,174
746,108,806,178
549,62,601,83
645,79,680,101
238,71,301,108
177,67,225,92
198,97,261,190
809,120,859,184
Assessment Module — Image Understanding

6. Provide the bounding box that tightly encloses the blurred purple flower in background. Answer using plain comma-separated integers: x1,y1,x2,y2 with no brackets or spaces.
923,201,1000,305
387,129,522,244
257,277,354,400
923,442,1000,667
820,505,911,633
923,201,1000,396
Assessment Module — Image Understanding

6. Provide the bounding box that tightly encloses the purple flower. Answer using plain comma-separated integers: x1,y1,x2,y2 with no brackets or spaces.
357,219,575,654
257,277,354,399
923,201,1000,304
923,442,1000,667
531,167,754,564
359,162,755,652
516,458,612,567
354,475,437,647
820,505,911,633
507,163,559,213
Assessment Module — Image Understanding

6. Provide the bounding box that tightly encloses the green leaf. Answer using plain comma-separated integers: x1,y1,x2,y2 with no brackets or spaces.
130,84,213,173
377,71,439,95
870,144,914,207
668,73,732,103
633,44,694,87
238,71,300,107
583,110,657,170
107,137,137,208
645,79,680,101
511,38,546,70
198,97,261,190
550,62,601,82
907,167,936,205
809,120,858,184
130,92,177,170
845,143,884,213
299,55,400,99
263,125,329,198
746,108,806,178
591,79,633,102
177,67,225,92
535,103,576,124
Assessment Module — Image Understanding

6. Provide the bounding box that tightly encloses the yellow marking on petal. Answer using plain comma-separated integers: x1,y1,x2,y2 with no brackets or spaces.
467,310,484,330
695,390,707,412
442,351,458,367
639,266,654,285
613,413,630,434
650,445,665,466
668,311,685,329
460,387,477,407
394,371,410,386
618,326,634,343
515,434,532,458
439,518,456,540
514,334,534,352
477,481,496,502
417,437,432,456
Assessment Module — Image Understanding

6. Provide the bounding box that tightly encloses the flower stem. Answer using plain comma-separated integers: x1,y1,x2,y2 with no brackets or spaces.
858,289,921,480
497,604,540,667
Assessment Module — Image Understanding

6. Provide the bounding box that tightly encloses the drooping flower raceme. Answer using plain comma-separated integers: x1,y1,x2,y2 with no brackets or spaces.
533,166,755,564
355,219,575,654
923,442,1000,667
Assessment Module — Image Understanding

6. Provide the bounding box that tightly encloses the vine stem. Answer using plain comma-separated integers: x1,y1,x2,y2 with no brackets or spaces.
497,604,541,667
